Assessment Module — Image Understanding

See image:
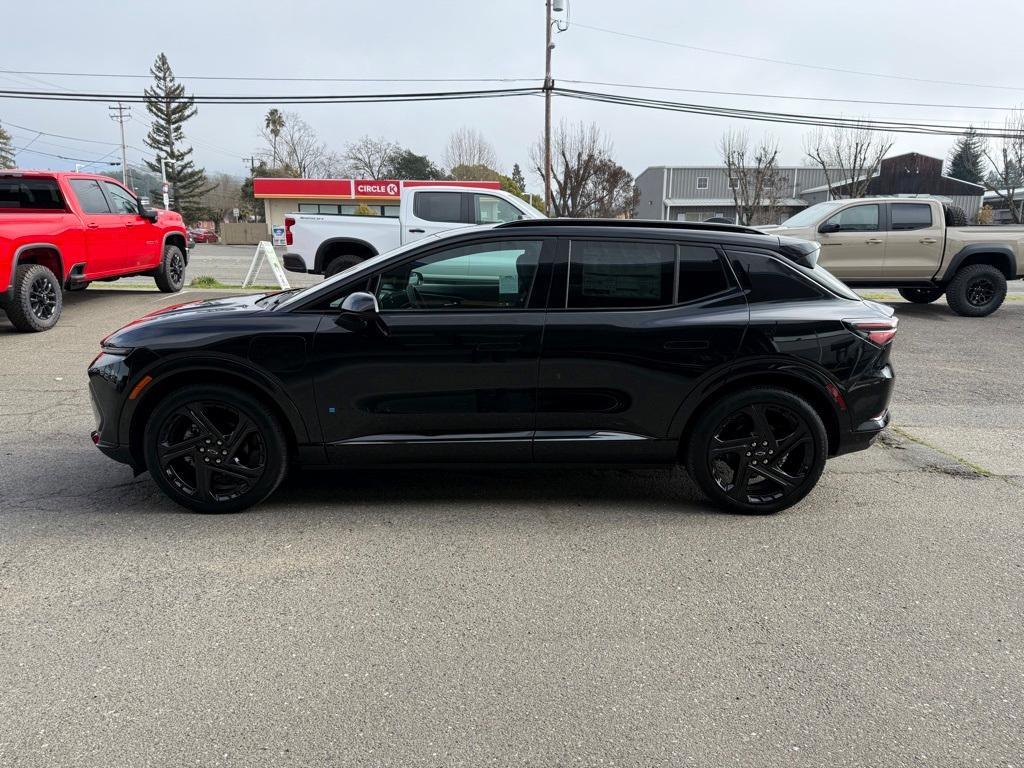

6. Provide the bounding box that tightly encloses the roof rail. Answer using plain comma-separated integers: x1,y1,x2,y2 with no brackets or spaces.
497,217,768,236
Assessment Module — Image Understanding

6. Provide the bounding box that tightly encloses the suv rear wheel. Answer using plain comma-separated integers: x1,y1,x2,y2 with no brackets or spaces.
898,287,943,304
143,385,288,513
6,263,63,332
686,387,828,514
945,264,1007,317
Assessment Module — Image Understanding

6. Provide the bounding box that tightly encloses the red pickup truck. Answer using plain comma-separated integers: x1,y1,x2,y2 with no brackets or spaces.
1,170,189,332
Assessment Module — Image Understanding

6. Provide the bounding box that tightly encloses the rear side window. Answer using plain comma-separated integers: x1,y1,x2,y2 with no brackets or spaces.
568,240,675,308
0,178,65,211
728,252,824,303
890,203,932,231
69,179,111,214
677,245,731,303
413,192,463,223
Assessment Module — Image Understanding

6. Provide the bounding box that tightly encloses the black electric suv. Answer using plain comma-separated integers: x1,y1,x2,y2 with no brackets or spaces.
88,219,896,515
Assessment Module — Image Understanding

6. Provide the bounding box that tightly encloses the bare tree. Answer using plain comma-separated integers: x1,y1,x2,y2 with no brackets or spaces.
720,129,785,225
259,111,341,178
529,121,621,217
444,127,498,171
803,123,893,199
982,110,1024,224
344,135,400,178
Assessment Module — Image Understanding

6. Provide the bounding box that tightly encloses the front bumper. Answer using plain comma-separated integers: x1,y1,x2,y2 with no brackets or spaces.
88,352,139,469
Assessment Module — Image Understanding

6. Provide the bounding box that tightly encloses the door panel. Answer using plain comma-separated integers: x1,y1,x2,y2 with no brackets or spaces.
883,202,944,278
534,238,748,463
67,178,124,275
816,203,885,280
312,238,550,464
404,191,468,243
103,181,160,267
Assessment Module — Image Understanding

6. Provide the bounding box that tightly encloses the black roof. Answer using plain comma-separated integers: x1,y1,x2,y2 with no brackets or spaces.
499,217,768,237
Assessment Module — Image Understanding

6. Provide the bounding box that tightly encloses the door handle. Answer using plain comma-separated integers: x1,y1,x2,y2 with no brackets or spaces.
664,340,710,350
408,228,425,233
86,222,99,229
865,238,884,245
125,221,135,227
919,237,937,244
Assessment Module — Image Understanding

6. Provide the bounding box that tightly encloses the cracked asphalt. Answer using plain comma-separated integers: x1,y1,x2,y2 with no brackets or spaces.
1,286,1022,767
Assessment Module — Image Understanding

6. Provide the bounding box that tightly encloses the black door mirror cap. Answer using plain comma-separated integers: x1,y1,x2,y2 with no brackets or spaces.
140,207,159,223
818,222,841,234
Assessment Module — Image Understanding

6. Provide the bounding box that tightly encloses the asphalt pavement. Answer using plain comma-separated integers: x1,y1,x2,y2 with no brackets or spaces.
0,285,1022,766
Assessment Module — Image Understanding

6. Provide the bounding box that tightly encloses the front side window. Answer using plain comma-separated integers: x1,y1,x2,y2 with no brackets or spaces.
567,240,675,309
677,245,732,303
824,204,879,232
412,192,463,223
69,179,112,214
474,194,521,224
890,203,932,231
375,239,542,310
103,181,139,215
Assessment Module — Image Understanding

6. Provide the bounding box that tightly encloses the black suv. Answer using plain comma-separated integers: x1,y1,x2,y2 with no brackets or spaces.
89,219,896,514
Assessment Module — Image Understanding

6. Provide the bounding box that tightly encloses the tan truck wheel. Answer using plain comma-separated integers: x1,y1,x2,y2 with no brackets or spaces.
946,264,1007,317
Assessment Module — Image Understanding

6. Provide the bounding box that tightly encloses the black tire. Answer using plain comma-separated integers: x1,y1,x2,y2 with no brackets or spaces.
6,263,62,332
65,281,90,292
686,387,828,515
143,385,288,513
325,254,361,277
943,204,968,227
945,264,1007,317
154,244,186,292
898,286,944,304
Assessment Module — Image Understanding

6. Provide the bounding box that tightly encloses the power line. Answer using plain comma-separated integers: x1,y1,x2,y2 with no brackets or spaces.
572,22,1024,93
11,145,121,164
0,68,540,84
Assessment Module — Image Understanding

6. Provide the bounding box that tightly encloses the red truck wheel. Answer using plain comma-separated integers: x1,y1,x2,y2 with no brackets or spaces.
5,263,63,332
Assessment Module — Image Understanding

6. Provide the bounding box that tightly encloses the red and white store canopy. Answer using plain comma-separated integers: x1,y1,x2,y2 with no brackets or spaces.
252,178,501,201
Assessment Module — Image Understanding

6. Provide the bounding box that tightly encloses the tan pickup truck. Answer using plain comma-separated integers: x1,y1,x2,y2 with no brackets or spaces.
763,198,1024,316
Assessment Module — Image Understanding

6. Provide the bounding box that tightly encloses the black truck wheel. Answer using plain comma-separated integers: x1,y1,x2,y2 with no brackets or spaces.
6,263,63,332
154,244,186,292
945,264,1007,317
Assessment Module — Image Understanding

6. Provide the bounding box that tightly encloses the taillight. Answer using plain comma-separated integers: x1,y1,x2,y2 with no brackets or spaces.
845,318,898,346
284,217,294,246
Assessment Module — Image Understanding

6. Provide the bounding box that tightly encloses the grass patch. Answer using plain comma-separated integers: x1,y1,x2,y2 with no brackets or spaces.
188,276,283,291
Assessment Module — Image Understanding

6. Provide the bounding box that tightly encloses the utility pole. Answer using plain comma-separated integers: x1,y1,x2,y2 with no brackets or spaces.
107,102,131,185
543,0,553,216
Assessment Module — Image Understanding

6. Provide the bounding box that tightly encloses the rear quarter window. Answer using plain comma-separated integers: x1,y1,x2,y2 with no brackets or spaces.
728,252,825,303
0,178,66,211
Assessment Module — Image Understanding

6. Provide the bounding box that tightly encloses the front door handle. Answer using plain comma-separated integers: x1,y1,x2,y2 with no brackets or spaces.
919,237,938,244
408,228,425,234
865,238,884,245
86,222,99,229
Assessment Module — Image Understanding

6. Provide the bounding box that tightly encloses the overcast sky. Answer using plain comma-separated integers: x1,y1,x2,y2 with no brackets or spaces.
3,0,1023,188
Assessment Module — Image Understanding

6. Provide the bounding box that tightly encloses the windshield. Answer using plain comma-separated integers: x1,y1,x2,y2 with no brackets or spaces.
274,225,499,310
780,201,844,228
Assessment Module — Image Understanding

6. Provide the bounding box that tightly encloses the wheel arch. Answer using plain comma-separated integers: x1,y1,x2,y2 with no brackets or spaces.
12,242,65,281
673,367,843,463
124,360,310,471
314,237,378,274
162,231,189,265
943,245,1016,281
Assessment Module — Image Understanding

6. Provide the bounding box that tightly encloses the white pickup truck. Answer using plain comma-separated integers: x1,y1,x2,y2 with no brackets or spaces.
281,186,544,277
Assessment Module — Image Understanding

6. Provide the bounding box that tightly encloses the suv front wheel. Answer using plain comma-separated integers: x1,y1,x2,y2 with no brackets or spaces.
686,387,828,514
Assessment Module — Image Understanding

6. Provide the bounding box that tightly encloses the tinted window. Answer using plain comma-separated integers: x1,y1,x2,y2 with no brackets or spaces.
677,245,731,303
376,240,542,310
69,179,111,214
475,194,521,224
0,178,65,211
891,203,932,231
103,181,139,214
824,204,879,232
413,192,463,223
568,240,675,309
729,252,823,303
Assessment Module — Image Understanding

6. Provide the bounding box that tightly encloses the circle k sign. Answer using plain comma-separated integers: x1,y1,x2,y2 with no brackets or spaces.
355,180,401,198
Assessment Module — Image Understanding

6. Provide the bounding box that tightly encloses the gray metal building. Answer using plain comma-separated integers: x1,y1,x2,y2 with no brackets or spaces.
634,166,833,223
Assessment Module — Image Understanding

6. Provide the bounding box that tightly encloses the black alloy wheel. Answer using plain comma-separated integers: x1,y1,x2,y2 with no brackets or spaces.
155,244,186,292
144,386,287,513
169,250,184,285
965,278,995,307
945,263,1007,317
29,274,59,321
687,388,827,514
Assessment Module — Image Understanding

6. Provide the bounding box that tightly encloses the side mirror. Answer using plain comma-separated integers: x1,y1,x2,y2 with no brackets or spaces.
335,291,389,336
818,222,840,234
140,207,159,223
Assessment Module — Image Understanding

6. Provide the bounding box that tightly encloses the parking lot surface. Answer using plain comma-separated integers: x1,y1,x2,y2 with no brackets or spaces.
1,286,1022,766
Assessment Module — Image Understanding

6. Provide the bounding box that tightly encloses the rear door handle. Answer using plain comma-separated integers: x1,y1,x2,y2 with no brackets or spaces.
664,340,710,350
408,228,425,233
919,237,937,244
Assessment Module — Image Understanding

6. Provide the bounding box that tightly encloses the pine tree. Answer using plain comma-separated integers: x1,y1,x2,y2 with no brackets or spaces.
511,162,526,193
0,120,15,169
143,53,210,218
947,127,986,185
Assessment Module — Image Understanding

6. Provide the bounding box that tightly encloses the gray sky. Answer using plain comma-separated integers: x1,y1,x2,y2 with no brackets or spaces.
3,0,1023,187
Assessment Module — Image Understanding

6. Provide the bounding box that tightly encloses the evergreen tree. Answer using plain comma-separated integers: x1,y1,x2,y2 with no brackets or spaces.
143,53,210,218
947,128,986,185
511,162,526,193
0,120,15,169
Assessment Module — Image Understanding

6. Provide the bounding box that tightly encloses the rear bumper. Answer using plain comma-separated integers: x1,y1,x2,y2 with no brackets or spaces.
834,408,890,456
